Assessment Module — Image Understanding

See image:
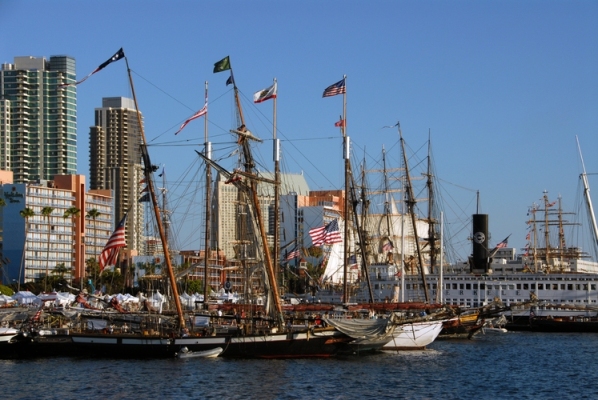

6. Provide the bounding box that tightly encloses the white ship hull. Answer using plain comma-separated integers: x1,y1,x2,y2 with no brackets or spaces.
383,320,443,350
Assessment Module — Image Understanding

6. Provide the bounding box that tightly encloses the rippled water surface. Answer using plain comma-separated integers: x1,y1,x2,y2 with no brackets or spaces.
2,332,598,399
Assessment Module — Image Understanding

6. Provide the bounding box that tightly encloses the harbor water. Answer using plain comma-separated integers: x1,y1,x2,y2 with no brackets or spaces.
2,331,597,400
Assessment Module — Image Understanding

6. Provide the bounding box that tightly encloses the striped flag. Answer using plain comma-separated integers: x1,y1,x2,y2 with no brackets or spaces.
322,78,346,97
496,236,509,249
99,214,128,271
334,118,345,127
309,219,342,246
382,240,394,253
285,248,300,261
175,101,207,135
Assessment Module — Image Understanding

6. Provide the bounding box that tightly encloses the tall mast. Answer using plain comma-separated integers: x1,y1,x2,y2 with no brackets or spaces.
230,69,284,326
349,162,374,303
543,192,551,264
426,131,437,271
272,78,280,295
341,75,350,303
124,56,185,329
399,123,430,303
203,81,211,307
382,147,393,243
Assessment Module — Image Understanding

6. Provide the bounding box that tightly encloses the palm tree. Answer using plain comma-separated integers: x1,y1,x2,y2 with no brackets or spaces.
64,206,81,283
41,206,54,292
86,209,101,286
19,207,35,291
86,209,101,259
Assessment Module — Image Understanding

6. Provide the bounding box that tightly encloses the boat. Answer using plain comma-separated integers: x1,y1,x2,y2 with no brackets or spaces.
527,314,598,332
8,55,396,360
0,327,18,343
176,346,223,359
481,315,508,334
314,136,598,324
382,319,444,351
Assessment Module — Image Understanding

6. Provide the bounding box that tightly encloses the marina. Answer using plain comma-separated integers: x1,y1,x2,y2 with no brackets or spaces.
0,6,597,395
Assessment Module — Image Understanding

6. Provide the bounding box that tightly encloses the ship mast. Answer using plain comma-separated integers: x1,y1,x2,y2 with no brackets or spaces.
382,147,393,245
202,81,211,307
349,161,374,303
426,132,437,271
229,72,284,327
124,56,186,329
398,123,430,303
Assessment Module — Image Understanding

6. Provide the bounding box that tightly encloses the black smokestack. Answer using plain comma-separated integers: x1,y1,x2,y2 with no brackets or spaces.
471,214,489,272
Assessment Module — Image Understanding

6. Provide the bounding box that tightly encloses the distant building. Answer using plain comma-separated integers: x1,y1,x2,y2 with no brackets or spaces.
211,171,310,260
89,97,144,253
0,173,114,285
0,56,77,183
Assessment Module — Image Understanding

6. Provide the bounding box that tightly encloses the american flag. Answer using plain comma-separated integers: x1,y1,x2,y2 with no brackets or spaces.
495,236,509,249
382,240,394,253
175,101,208,135
309,219,342,246
285,248,300,261
99,214,128,271
322,78,346,97
334,118,346,127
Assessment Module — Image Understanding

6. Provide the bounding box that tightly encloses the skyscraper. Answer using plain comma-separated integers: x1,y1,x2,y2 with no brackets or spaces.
89,97,144,253
0,56,77,182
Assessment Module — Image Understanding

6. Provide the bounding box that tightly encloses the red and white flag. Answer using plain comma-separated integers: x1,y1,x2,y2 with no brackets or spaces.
334,118,346,127
175,102,208,135
99,214,128,271
253,82,277,103
309,219,342,247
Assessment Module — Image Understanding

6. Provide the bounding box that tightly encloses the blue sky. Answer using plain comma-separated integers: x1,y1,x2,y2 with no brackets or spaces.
2,0,597,260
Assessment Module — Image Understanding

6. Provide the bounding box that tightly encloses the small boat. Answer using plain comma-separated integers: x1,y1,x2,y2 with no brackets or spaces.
482,315,508,334
0,327,19,343
176,346,223,359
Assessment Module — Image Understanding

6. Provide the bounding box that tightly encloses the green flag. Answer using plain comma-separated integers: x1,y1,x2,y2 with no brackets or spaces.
213,56,231,73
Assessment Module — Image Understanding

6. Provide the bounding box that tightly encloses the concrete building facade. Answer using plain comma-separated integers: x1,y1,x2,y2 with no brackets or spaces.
0,174,114,285
89,97,144,253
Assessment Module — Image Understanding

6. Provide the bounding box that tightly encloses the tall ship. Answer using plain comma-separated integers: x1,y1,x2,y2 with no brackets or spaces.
312,132,598,321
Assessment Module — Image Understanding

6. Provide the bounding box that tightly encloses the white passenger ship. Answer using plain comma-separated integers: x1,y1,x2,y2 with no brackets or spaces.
361,249,598,311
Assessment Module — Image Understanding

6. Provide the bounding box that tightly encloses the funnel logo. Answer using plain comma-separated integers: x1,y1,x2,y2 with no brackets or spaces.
473,232,485,244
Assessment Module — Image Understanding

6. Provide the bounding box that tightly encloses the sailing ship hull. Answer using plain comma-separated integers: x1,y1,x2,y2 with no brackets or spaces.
506,316,598,333
438,315,484,339
220,331,349,359
529,317,598,332
7,331,76,359
69,333,174,358
382,320,443,350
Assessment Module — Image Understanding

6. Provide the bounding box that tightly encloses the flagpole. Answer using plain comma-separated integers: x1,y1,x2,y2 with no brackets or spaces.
342,74,349,303
203,81,211,308
272,78,281,295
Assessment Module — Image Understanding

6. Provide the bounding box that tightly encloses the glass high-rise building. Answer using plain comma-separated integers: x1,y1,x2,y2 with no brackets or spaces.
0,55,77,183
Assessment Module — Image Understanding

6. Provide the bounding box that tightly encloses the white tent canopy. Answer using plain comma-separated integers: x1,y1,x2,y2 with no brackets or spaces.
13,291,42,306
